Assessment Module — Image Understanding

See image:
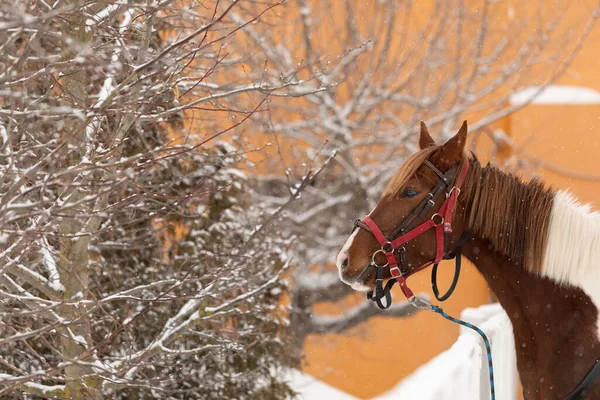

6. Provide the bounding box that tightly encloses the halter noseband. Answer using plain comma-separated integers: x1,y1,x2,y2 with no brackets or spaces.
353,158,471,309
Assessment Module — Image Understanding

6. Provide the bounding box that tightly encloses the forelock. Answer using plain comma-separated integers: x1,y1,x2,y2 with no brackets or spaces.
382,146,440,197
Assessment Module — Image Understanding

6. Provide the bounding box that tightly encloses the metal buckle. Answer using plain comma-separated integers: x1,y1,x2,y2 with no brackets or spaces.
389,265,401,276
408,295,434,311
446,186,461,198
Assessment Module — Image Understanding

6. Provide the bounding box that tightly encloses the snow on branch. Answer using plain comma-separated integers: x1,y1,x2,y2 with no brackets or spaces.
205,259,291,316
0,374,65,399
0,0,307,397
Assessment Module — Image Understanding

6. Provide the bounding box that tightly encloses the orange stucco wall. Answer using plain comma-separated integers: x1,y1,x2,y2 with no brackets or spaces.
511,104,600,205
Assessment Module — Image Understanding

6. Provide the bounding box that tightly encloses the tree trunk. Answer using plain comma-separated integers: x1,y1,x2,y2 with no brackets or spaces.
58,1,103,398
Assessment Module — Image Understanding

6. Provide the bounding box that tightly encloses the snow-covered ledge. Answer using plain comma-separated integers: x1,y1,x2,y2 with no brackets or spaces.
510,85,600,105
372,303,515,400
284,370,359,400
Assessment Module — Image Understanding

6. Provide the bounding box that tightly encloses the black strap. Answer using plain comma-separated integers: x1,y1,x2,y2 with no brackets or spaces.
431,232,471,302
565,359,600,400
424,160,450,186
523,358,600,400
398,246,408,275
431,250,462,301
367,264,394,309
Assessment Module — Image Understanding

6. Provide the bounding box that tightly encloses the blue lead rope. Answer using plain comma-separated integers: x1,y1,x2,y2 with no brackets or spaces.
432,305,496,400
409,297,496,400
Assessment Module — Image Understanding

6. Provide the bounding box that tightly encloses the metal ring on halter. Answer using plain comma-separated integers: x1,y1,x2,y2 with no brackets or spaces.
431,213,444,226
371,249,389,267
382,241,394,252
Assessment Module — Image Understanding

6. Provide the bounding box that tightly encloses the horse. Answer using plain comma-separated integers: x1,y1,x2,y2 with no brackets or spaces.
336,121,600,400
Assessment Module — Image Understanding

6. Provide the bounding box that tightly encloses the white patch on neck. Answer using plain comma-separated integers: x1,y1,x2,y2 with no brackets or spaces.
543,190,600,338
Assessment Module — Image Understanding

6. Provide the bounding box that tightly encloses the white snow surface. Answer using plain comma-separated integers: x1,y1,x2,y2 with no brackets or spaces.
281,304,515,400
510,85,600,105
284,369,358,400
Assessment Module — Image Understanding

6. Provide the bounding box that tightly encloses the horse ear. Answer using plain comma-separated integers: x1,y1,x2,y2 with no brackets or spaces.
436,120,468,167
419,121,436,149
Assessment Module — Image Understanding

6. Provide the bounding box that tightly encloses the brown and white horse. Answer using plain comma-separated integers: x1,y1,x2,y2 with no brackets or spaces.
336,121,600,400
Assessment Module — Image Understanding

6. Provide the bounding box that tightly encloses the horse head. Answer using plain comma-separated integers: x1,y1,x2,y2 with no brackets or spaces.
336,121,471,293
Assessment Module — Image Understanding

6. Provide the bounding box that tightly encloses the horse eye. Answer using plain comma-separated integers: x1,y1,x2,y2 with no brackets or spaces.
402,188,418,198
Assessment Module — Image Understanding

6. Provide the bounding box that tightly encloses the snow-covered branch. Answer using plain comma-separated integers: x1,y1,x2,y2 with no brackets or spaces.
0,1,304,398
0,373,65,399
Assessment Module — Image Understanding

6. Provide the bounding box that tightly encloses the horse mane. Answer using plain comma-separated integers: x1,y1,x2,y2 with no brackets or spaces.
463,160,555,272
382,146,440,197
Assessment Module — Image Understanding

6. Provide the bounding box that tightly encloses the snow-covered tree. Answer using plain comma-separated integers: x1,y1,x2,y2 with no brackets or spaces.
0,1,323,398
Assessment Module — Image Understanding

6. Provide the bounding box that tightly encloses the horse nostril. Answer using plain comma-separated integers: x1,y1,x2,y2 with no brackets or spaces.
337,251,350,271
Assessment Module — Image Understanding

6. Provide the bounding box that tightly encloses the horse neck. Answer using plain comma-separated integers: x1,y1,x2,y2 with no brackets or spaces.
461,236,600,399
457,163,600,397
460,161,554,274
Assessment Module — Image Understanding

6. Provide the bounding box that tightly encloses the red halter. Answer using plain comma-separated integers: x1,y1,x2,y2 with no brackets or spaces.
359,160,470,301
